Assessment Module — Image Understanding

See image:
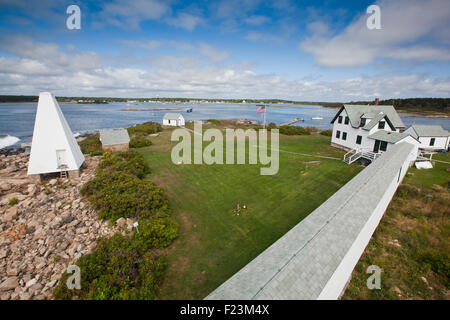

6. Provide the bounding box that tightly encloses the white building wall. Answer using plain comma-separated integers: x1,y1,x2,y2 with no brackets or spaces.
331,109,375,151
418,137,448,150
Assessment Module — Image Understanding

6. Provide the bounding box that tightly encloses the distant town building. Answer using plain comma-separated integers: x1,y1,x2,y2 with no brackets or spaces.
27,92,85,181
99,128,130,152
163,113,185,126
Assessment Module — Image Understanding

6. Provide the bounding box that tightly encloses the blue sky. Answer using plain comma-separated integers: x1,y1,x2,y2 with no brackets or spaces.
0,0,449,101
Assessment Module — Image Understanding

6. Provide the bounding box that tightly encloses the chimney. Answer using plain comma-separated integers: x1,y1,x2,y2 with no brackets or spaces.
375,98,379,105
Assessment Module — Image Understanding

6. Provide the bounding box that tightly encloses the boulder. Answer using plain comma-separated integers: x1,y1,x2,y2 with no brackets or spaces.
0,277,19,292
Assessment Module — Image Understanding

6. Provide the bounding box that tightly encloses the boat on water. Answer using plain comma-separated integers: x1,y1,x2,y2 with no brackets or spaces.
295,117,305,121
311,117,323,120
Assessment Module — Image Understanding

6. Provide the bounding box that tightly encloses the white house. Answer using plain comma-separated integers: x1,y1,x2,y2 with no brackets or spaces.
330,104,407,153
163,113,185,126
27,92,85,180
403,125,450,151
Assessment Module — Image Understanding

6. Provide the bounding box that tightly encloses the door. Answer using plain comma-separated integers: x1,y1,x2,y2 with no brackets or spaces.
373,140,380,153
56,149,68,167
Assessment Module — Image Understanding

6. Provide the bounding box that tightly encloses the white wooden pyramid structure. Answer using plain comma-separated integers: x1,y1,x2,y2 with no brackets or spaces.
27,92,85,176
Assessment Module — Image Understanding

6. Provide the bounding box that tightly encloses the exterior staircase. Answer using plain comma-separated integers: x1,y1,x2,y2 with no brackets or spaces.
343,148,382,164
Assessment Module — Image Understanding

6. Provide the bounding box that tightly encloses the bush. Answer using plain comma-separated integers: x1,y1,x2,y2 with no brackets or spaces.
8,198,18,206
79,133,103,156
278,125,311,135
53,232,169,300
320,129,333,137
130,136,153,148
81,150,168,222
134,215,179,248
267,122,277,130
98,150,149,178
128,121,162,136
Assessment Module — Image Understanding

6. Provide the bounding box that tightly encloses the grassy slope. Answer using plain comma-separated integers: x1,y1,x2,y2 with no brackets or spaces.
343,152,450,300
138,126,361,299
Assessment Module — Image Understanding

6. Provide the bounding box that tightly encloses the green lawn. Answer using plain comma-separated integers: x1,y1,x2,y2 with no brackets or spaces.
138,126,362,299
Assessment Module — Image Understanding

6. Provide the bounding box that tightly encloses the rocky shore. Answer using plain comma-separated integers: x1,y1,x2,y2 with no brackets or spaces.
0,152,135,300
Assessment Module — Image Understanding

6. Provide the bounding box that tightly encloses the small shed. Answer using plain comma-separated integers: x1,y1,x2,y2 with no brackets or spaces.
163,113,185,126
99,128,130,152
404,125,450,151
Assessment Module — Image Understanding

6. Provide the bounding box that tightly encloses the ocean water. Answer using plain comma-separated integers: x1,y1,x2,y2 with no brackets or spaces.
0,102,449,149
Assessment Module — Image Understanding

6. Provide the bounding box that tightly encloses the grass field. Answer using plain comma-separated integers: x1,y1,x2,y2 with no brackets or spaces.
137,124,362,299
343,152,450,300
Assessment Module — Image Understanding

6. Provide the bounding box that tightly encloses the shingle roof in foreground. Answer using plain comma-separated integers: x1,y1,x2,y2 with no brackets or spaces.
99,128,130,146
205,142,416,300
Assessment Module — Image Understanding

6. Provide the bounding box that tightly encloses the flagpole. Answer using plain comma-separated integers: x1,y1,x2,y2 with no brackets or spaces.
264,105,266,129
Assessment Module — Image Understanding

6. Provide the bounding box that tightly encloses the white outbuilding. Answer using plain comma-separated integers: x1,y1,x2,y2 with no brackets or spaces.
163,113,185,126
403,125,450,151
27,92,85,180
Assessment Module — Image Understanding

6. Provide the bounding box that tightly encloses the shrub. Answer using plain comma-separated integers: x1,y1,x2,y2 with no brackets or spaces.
53,232,169,300
127,121,162,136
8,198,18,206
320,129,333,137
98,150,149,178
81,151,167,222
134,215,179,249
130,136,153,148
79,133,103,156
267,122,277,130
278,125,311,136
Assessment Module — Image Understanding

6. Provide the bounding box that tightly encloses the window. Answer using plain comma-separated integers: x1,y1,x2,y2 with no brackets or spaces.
380,141,388,151
336,130,341,139
342,132,347,141
338,116,343,124
356,135,362,145
430,138,435,146
378,121,385,129
360,118,366,127
344,117,350,125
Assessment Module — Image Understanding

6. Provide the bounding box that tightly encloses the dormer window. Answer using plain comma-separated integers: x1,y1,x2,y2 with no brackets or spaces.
378,121,385,129
360,118,366,127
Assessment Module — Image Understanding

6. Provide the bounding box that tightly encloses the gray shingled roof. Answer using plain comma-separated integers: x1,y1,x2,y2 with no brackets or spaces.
99,128,130,146
362,112,395,131
205,142,416,300
163,113,183,120
410,125,449,137
331,105,405,129
368,130,414,144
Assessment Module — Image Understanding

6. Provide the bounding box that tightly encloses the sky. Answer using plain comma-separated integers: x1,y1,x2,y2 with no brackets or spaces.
0,0,449,101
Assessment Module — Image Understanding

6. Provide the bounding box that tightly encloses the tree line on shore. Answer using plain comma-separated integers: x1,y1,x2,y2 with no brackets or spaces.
1,95,449,113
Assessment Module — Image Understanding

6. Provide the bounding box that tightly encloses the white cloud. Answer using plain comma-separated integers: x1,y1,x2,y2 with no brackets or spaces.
0,37,449,100
198,43,230,62
243,15,270,26
166,12,204,31
95,0,171,29
299,0,450,67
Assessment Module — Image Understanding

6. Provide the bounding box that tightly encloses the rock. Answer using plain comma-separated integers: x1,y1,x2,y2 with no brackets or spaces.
3,206,18,222
421,277,428,285
0,182,12,191
25,278,37,289
116,218,127,228
0,277,19,292
393,286,402,296
49,179,57,186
